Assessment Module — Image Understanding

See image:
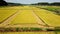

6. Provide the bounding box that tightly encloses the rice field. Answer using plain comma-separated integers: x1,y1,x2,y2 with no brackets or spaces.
0,6,60,34
36,6,60,15
0,6,60,27
9,10,37,24
0,6,24,23
33,7,60,27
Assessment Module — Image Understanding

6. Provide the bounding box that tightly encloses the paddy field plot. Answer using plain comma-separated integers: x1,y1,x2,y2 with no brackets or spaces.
36,6,60,15
33,7,60,27
7,8,45,28
9,10,37,24
0,9,17,23
0,6,60,34
0,6,60,27
0,6,24,23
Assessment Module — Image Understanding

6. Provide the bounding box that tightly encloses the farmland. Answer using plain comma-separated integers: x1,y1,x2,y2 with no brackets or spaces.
0,32,56,34
33,6,60,27
0,6,21,23
36,6,60,15
0,6,60,34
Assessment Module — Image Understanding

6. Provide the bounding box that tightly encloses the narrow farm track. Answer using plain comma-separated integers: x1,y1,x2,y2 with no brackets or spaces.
0,6,53,28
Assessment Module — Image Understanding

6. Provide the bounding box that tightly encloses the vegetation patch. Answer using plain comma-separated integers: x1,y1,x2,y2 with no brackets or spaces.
0,27,60,32
0,27,43,32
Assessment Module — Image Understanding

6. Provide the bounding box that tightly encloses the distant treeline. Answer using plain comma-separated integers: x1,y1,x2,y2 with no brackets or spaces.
0,0,22,6
0,0,8,6
31,2,60,6
7,2,23,6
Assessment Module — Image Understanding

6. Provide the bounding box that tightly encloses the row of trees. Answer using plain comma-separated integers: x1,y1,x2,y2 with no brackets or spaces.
7,2,23,6
0,27,42,32
31,2,60,6
0,27,60,32
0,27,54,32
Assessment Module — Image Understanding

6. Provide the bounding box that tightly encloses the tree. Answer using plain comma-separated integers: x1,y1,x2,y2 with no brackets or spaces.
0,0,8,6
51,2,60,6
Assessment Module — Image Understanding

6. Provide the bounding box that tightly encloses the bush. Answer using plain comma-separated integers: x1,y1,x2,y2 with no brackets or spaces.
16,27,20,32
0,27,43,32
55,27,60,31
30,28,42,31
46,28,54,31
21,27,29,31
